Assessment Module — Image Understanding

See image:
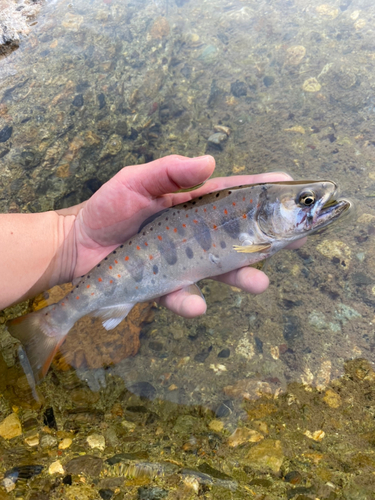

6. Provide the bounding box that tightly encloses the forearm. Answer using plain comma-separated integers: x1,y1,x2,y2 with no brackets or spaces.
0,211,77,310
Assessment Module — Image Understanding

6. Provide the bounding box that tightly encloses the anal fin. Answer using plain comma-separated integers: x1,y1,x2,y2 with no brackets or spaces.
233,243,271,254
91,303,136,331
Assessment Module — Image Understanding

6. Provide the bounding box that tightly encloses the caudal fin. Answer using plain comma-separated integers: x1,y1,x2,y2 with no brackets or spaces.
7,305,71,383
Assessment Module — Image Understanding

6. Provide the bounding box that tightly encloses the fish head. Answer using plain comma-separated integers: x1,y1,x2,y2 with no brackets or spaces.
256,180,351,242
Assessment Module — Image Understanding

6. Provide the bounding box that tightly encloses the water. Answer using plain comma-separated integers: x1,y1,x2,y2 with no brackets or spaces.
1,0,375,497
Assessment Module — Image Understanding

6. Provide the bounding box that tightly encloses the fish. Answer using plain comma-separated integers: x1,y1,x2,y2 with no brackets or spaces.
7,180,351,383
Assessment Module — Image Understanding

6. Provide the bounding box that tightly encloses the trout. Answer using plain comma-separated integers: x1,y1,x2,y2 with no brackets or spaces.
8,180,350,382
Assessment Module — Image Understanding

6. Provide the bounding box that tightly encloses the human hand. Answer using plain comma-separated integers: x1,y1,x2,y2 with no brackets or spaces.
59,155,298,318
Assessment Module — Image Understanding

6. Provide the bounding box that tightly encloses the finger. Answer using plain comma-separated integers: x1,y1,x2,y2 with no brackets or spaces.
117,155,215,199
213,266,270,294
169,171,293,205
159,285,207,318
286,236,307,250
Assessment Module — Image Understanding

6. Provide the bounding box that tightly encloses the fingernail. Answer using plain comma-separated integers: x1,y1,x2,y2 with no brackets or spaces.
264,171,293,181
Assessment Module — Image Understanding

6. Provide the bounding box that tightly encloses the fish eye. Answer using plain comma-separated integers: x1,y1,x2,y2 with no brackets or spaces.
298,191,316,207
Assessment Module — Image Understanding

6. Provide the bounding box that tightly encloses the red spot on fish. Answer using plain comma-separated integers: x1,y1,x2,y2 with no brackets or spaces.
117,274,121,278
193,219,198,224
243,197,245,201
257,203,261,208
149,255,153,260
250,199,253,203
91,293,94,296
213,243,216,247
166,226,170,230
61,302,65,306
110,280,113,284
137,245,140,250
125,256,129,261
213,225,217,230
182,224,186,228
86,285,90,289
213,206,217,210
158,235,162,241
243,214,247,219
174,228,177,232
115,260,118,264
182,238,187,242
144,242,148,246
224,209,228,215
76,296,79,300
186,214,189,218
109,266,112,270
135,286,138,289
204,208,207,212
232,202,236,206
148,102,158,116
98,278,102,282
195,209,198,213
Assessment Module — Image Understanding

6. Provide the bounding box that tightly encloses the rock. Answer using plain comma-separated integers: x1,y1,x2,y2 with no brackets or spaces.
304,430,325,442
208,419,224,432
149,17,170,39
59,437,73,449
72,94,84,107
24,434,39,447
228,427,264,447
172,415,200,434
316,239,351,261
218,348,230,358
214,125,231,136
49,460,64,475
243,439,284,473
65,456,103,476
0,125,13,143
284,470,302,484
128,381,156,400
230,80,247,97
285,46,306,65
138,487,168,499
302,78,321,92
87,433,105,451
62,13,84,31
263,75,275,87
40,434,57,449
0,413,22,439
323,389,341,408
207,133,227,146
99,134,123,159
99,490,114,500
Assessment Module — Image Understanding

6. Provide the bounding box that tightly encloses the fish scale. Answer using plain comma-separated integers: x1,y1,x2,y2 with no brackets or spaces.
7,180,350,383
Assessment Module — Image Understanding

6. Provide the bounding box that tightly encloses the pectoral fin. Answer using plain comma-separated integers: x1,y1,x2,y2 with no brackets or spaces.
91,303,136,330
233,243,271,254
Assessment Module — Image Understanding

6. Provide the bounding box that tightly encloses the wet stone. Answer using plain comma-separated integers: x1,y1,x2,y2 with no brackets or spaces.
0,125,12,143
207,132,227,146
284,470,302,485
215,400,234,418
43,407,57,430
128,381,156,400
40,434,57,449
65,455,103,476
0,413,22,440
194,346,212,363
218,348,230,358
138,486,168,499
263,75,275,87
72,94,84,107
231,80,247,97
98,93,106,109
99,489,114,500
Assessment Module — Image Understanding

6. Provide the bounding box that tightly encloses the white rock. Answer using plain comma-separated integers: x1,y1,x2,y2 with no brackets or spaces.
87,433,105,450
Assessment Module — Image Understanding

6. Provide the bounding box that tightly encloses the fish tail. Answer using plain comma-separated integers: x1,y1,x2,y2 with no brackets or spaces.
7,304,73,383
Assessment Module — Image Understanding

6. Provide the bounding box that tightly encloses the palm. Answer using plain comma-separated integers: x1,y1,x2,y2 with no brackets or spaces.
67,155,297,318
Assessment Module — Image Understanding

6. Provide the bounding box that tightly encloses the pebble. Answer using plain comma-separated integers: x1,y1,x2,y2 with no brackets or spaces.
138,486,168,499
62,13,84,31
323,389,341,408
87,433,106,451
49,460,65,475
0,413,22,440
242,439,284,473
214,125,230,136
149,17,170,40
72,94,84,107
230,80,247,97
40,434,58,449
304,430,325,441
208,132,227,146
24,433,39,447
59,437,73,449
285,46,306,65
218,348,230,358
208,419,224,432
316,240,351,261
65,456,103,476
100,134,123,158
0,125,13,143
228,427,264,447
302,78,321,92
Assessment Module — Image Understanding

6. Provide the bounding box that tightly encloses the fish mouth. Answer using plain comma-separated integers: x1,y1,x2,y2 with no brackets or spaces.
314,196,352,229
